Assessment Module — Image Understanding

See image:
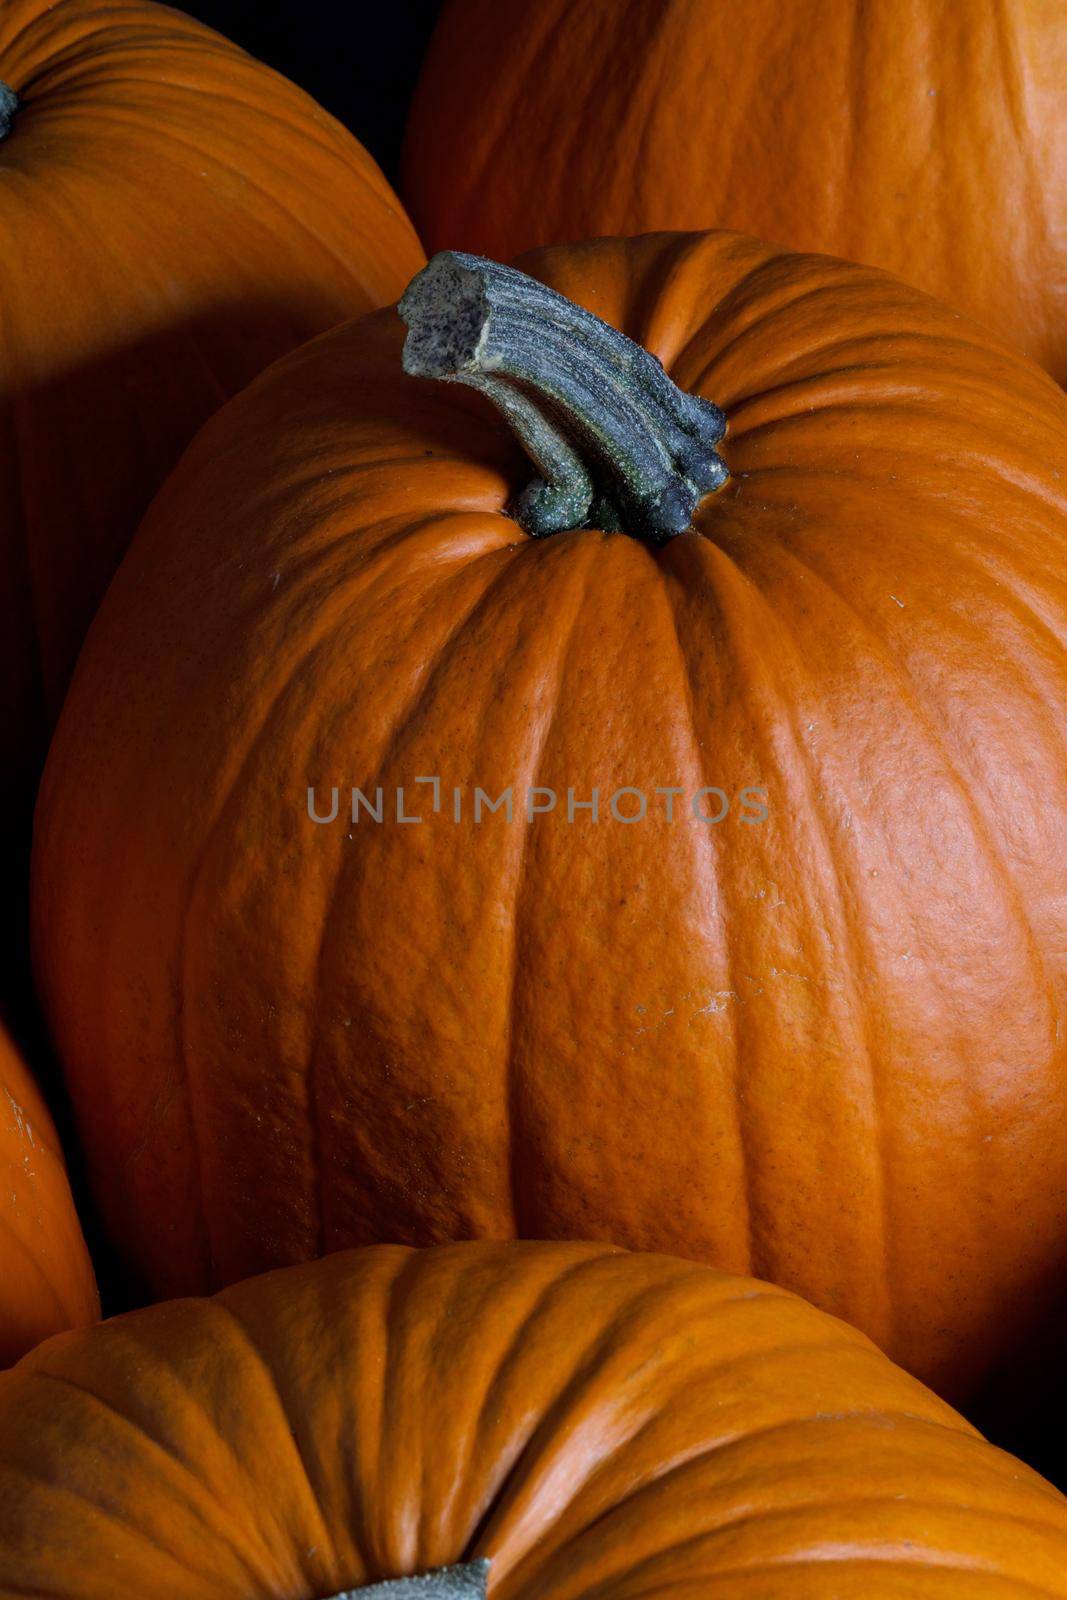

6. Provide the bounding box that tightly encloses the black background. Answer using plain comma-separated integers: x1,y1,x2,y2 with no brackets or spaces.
179,0,447,187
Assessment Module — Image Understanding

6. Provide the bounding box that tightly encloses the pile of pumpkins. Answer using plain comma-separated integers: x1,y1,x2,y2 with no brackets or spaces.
2,0,1066,1593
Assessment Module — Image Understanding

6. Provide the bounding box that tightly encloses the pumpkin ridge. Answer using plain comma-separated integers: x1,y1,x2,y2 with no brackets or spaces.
756,531,1063,1352
461,1249,629,1540
681,531,895,1318
375,1244,445,1556
78,69,389,180
497,540,602,1237
486,1321,912,1593
24,1364,263,1555
174,524,508,1260
305,540,540,1253
469,1271,716,1565
193,545,516,1271
691,533,899,1329
68,109,381,288
767,532,1058,1002
988,0,1044,234
498,1347,898,1569
0,1216,71,1324
0,1442,204,1574
678,268,893,398
766,537,1036,1116
729,1561,1064,1595
656,547,755,1274
643,238,784,389
180,1293,340,1566
0,5,44,75
156,513,511,1267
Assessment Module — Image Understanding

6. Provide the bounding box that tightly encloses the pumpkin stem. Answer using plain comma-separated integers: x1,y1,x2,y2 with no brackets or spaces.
398,251,728,543
0,82,17,141
326,1560,490,1598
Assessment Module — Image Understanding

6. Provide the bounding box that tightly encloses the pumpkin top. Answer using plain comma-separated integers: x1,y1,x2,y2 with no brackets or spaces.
2,1240,1067,1597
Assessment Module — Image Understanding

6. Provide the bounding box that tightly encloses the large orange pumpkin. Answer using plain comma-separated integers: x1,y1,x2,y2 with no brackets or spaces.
2,1239,1067,1597
32,231,1067,1400
403,0,1067,383
0,1020,97,1366
0,0,423,874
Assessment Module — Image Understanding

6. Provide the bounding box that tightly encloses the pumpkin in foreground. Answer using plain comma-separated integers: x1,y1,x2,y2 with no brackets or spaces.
403,0,1067,384
0,1021,97,1367
0,0,423,875
2,1239,1067,1597
33,230,1067,1400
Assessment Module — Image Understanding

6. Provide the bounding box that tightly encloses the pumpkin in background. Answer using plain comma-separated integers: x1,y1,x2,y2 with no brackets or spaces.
0,0,423,880
32,230,1067,1401
3,1239,1067,1597
403,0,1067,383
0,1020,97,1366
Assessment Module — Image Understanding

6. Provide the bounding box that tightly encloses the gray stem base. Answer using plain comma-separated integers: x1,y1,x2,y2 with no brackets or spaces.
328,1559,490,1599
0,80,18,141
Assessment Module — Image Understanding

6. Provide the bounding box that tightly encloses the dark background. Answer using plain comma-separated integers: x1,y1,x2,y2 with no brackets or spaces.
179,0,447,187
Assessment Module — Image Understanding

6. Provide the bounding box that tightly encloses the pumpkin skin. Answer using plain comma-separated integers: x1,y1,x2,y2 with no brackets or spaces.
403,0,1067,383
32,230,1067,1400
0,1021,97,1367
0,0,423,848
2,1239,1067,1598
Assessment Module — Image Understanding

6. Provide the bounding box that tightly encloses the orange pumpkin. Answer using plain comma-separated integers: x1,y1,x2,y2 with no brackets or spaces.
0,0,423,867
403,0,1067,383
2,1239,1067,1597
0,1020,97,1366
32,231,1067,1400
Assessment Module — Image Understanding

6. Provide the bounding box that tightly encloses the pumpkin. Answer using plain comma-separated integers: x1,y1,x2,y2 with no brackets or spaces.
402,0,1067,384
0,0,423,877
0,1020,97,1366
32,231,1067,1401
2,1238,1067,1597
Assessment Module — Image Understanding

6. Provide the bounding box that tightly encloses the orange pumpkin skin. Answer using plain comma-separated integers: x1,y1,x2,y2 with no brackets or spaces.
2,1240,1066,1598
403,0,1067,383
32,231,1067,1400
0,0,423,836
0,1022,97,1366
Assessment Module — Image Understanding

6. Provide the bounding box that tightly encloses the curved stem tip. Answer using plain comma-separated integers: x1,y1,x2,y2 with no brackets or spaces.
398,251,728,544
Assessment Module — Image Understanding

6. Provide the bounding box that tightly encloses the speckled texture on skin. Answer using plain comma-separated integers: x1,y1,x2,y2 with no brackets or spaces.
32,230,1067,1402
0,1022,98,1365
403,0,1067,385
3,1240,1067,1597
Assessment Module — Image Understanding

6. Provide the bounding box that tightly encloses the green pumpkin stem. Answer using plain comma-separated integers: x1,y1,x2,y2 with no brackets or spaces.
0,81,18,141
326,1560,490,1599
398,251,729,543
